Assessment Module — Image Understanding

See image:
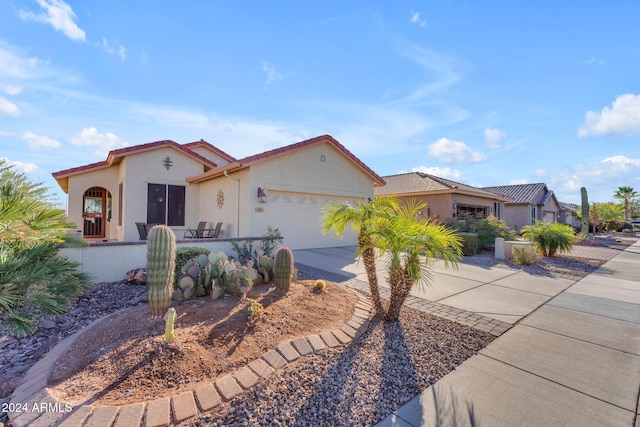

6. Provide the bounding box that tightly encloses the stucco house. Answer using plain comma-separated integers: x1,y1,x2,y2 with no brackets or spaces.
374,172,510,222
52,135,385,250
481,183,562,231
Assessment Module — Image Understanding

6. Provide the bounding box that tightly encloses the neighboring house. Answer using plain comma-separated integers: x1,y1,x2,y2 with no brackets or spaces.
482,183,561,231
558,202,580,227
374,172,510,222
52,135,385,249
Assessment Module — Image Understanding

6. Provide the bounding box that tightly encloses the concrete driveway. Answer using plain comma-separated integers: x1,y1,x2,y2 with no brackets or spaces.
294,246,575,324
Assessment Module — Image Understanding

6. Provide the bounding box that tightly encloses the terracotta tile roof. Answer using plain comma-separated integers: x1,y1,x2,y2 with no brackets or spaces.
52,140,220,193
375,172,510,201
183,139,237,162
187,135,385,186
482,183,552,205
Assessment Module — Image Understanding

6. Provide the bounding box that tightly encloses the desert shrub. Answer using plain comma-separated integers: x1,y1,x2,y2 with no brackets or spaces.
455,232,478,255
512,245,538,266
449,215,517,251
521,222,576,257
314,279,326,292
231,226,284,265
246,298,264,321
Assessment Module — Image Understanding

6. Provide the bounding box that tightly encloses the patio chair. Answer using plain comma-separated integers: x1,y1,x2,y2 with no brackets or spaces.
136,222,148,240
184,221,209,238
208,222,223,238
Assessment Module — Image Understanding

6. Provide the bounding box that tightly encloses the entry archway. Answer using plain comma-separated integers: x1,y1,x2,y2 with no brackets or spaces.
82,187,112,239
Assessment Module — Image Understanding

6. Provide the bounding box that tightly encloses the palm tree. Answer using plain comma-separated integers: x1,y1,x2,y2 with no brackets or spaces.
375,200,462,321
0,164,90,336
614,186,639,222
321,196,398,314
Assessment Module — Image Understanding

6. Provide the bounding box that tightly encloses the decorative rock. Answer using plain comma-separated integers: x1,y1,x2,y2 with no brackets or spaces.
0,335,18,349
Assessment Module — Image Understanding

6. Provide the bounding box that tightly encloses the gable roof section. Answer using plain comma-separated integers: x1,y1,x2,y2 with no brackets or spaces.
559,202,579,211
375,172,510,201
183,139,237,163
482,183,553,205
52,140,219,193
187,135,386,186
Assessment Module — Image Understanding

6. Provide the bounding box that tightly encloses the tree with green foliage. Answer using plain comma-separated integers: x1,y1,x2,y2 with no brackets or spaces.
375,200,462,321
614,186,639,221
0,161,90,336
521,221,576,257
321,196,398,314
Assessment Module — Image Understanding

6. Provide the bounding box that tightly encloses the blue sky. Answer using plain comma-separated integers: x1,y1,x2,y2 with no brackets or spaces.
1,1,639,208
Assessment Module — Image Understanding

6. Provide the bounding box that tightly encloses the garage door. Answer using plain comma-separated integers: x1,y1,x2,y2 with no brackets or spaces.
267,191,360,250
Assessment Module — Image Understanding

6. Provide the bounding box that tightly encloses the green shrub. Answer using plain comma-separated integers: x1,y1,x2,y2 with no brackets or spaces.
521,221,576,257
449,215,517,250
512,246,538,266
0,241,91,336
455,232,478,255
175,247,210,285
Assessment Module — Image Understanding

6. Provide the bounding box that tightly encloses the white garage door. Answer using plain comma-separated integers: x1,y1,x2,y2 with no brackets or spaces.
267,191,359,250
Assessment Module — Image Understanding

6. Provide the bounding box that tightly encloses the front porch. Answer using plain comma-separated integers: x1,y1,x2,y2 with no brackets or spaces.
60,236,267,283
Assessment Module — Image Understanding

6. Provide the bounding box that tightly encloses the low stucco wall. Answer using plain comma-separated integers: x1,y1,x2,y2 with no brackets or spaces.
60,238,262,283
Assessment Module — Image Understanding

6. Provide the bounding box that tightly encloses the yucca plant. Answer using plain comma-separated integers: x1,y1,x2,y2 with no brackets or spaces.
521,221,576,257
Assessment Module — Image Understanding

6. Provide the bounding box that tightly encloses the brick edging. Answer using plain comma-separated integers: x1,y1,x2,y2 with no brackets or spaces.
8,287,373,427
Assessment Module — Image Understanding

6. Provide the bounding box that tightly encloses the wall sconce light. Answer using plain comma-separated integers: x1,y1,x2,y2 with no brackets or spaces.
257,187,267,203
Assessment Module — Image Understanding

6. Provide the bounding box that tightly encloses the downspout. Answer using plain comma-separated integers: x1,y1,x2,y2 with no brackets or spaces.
223,171,240,238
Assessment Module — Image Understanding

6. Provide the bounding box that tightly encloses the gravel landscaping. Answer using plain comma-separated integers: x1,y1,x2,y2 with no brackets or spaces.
1,233,636,426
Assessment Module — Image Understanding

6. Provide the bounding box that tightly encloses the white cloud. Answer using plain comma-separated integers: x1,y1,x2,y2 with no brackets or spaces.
578,93,640,138
1,84,22,95
21,131,62,150
261,61,282,85
427,138,487,164
508,178,528,185
97,37,127,61
0,96,20,116
19,0,86,42
546,155,640,203
533,169,547,178
0,42,50,80
394,44,464,104
1,157,39,174
70,127,128,156
409,11,427,27
140,51,148,64
411,166,462,180
484,128,505,149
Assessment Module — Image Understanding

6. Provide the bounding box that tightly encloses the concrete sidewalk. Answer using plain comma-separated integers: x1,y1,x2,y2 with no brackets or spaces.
294,246,576,325
374,241,640,427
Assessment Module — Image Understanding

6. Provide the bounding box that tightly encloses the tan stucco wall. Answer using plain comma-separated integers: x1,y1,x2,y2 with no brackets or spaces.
188,146,233,167
120,147,206,241
504,205,531,231
67,167,119,241
246,142,373,248
197,168,251,239
396,193,501,224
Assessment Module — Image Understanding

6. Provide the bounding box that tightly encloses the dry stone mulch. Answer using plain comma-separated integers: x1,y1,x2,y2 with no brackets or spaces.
182,308,494,427
0,280,148,425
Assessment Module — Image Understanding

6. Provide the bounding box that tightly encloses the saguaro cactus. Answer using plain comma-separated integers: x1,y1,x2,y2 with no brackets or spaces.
147,225,176,318
580,187,589,237
273,246,294,292
165,307,176,343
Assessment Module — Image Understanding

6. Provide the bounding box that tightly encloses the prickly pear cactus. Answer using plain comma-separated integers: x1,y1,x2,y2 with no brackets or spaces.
147,225,176,318
274,246,294,292
580,187,589,236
